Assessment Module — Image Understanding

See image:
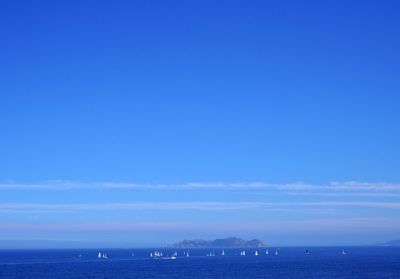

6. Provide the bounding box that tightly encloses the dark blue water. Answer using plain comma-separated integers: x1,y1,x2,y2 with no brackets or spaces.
0,247,399,278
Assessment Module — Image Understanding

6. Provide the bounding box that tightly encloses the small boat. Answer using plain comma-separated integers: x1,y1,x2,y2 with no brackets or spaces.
275,250,278,256
305,250,310,255
342,249,347,255
102,253,108,259
186,252,190,257
265,250,269,255
255,251,259,256
240,251,246,256
150,252,153,257
97,252,102,259
221,249,225,256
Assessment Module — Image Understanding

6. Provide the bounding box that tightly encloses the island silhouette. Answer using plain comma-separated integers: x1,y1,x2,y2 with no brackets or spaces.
170,237,266,248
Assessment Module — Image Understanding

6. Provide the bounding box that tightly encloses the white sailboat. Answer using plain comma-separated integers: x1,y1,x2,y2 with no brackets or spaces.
186,251,190,257
255,250,259,256
275,250,278,256
221,249,225,256
102,253,108,259
265,250,269,255
240,250,246,256
150,252,153,257
97,252,102,259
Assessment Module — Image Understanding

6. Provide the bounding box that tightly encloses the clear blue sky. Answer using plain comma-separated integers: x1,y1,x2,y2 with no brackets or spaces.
0,0,399,246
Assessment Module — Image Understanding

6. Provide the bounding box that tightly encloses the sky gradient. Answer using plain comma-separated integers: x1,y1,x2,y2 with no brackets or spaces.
1,0,400,246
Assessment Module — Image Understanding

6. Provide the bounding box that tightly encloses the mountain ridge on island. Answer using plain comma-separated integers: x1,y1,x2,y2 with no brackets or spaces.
170,237,266,248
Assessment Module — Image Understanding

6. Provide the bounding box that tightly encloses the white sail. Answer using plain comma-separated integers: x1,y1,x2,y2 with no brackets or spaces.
255,251,258,256
221,250,225,256
266,250,269,255
98,252,102,258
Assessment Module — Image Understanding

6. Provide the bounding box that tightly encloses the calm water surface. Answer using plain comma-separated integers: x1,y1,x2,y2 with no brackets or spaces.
0,247,399,278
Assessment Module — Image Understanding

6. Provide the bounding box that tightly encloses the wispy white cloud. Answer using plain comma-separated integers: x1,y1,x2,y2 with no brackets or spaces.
1,181,400,192
303,201,400,209
0,202,266,212
1,201,400,213
283,192,400,198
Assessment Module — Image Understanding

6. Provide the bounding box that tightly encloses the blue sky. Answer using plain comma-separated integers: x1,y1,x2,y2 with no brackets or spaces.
0,0,400,246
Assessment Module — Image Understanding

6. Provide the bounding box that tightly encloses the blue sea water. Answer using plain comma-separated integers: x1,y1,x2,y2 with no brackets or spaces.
0,247,399,278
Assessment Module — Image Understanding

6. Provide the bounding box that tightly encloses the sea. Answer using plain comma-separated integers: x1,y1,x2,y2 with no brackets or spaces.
0,247,399,278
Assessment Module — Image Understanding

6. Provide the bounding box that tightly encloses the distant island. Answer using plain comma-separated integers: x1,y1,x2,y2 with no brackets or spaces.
378,239,400,246
170,237,266,248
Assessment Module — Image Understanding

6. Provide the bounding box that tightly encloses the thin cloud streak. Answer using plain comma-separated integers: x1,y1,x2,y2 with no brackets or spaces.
283,192,400,198
1,181,400,192
0,202,266,212
1,201,400,213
